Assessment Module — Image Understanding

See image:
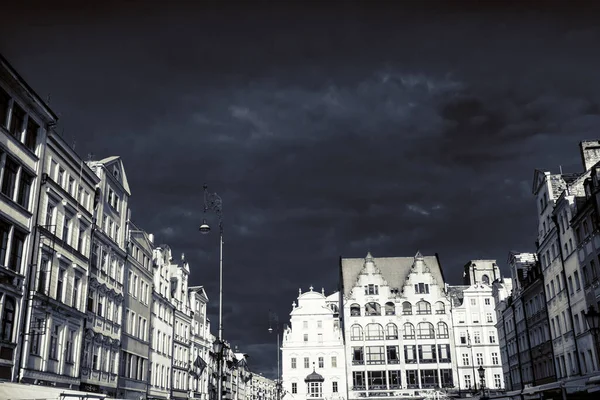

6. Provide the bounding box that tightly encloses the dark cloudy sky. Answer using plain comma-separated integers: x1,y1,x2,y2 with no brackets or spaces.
2,0,600,378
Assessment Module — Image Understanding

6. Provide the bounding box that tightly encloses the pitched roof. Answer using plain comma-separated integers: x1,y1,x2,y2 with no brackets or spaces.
340,253,446,298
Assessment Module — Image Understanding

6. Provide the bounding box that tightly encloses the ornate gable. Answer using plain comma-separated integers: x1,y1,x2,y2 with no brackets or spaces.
532,169,548,196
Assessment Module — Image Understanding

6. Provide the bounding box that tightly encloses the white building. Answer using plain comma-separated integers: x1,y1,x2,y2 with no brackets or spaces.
281,286,346,400
80,156,130,396
0,54,57,382
189,285,211,400
20,129,99,389
448,260,506,394
339,252,456,398
250,373,278,400
149,245,175,399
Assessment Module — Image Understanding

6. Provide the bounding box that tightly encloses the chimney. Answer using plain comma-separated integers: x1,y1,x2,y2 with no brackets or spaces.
580,140,600,171
148,233,154,244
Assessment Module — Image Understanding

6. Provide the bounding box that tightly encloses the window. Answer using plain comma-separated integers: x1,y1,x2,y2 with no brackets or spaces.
0,296,16,341
489,333,496,343
307,381,322,398
492,353,499,365
365,302,381,316
317,320,322,328
476,353,484,365
366,346,385,364
66,329,75,363
350,303,361,316
56,269,65,302
0,87,9,127
470,298,476,306
402,302,412,315
331,356,337,368
463,354,470,366
494,374,501,388
485,298,491,305
291,357,296,369
8,103,24,139
437,322,449,339
474,331,481,344
24,117,38,151
0,220,9,266
78,227,85,253
45,202,55,228
318,356,324,368
464,375,472,389
291,383,297,394
332,381,338,393
318,333,323,342
8,231,25,272
63,215,71,243
303,334,308,342
304,357,309,368
351,324,363,340
415,283,429,294
49,324,59,360
16,171,32,209
365,284,379,295
486,313,493,323
416,301,431,315
1,157,18,198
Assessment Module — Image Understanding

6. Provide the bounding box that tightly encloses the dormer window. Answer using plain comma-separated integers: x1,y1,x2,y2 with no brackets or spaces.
113,167,119,179
415,283,429,294
365,284,378,295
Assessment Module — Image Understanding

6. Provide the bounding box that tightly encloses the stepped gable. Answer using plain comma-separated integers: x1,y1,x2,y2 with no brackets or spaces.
340,252,446,298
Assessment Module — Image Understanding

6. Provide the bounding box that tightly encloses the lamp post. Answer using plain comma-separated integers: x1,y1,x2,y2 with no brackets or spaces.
584,305,600,370
477,365,487,400
201,184,224,400
269,311,282,400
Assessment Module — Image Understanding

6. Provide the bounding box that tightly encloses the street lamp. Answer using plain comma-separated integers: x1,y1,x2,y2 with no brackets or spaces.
478,366,487,400
584,305,600,370
202,184,224,400
269,311,282,400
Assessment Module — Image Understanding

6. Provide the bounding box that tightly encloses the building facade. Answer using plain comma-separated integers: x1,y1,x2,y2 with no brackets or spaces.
149,245,175,400
20,129,98,389
0,54,57,381
118,224,154,399
189,285,211,400
339,252,456,399
170,252,193,400
80,156,130,395
448,260,505,395
281,286,346,400
250,373,278,400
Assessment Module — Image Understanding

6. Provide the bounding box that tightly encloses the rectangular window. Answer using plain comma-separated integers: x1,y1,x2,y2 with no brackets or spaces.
331,356,337,368
463,354,470,366
8,231,25,272
45,202,55,228
0,220,10,266
492,352,499,365
73,276,80,308
49,324,59,360
1,157,19,198
0,87,9,127
332,381,338,393
291,383,297,394
66,329,75,363
486,313,493,323
291,357,296,369
304,357,309,368
24,117,38,151
56,269,65,302
485,298,491,305
476,353,484,365
318,333,323,342
63,216,71,244
8,103,25,139
16,171,32,209
318,356,324,368
303,333,308,342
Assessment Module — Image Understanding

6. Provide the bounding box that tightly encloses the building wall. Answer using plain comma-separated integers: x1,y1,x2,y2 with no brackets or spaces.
118,226,154,399
0,55,56,382
189,286,211,400
21,130,98,389
250,373,278,400
340,253,455,399
282,287,346,400
170,253,192,400
450,260,506,394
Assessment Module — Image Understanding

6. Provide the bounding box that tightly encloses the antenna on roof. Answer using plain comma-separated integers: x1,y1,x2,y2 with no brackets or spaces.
559,165,563,174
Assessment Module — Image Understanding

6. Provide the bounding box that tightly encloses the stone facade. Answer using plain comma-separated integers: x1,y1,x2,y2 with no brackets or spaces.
340,252,456,399
281,287,346,400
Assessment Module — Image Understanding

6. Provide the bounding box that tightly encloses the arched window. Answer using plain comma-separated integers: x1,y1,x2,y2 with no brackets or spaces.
365,323,384,340
329,304,339,314
437,322,449,339
482,274,490,284
417,322,435,339
386,323,398,339
403,323,415,339
435,301,446,314
0,296,15,341
365,302,381,316
402,301,412,315
351,324,363,341
384,302,395,315
350,303,361,317
416,300,431,315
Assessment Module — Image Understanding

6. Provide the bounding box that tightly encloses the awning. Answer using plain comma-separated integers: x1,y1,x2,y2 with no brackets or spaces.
0,382,108,400
521,382,562,395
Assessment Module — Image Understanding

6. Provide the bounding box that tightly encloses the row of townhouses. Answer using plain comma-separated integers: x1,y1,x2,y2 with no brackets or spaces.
279,140,600,400
281,256,509,400
0,54,270,399
492,141,600,400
